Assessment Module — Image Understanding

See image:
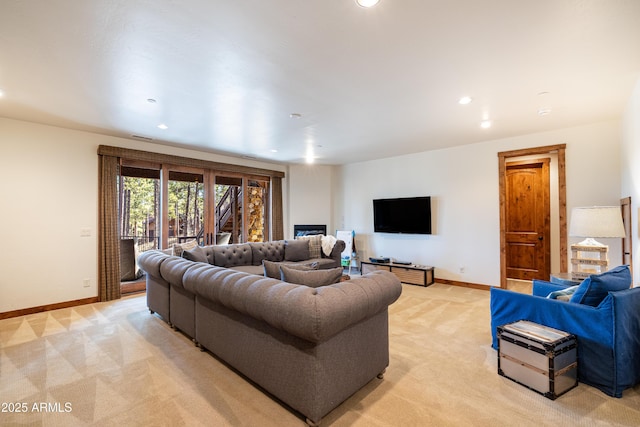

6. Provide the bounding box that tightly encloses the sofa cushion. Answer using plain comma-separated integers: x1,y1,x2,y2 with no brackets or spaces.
297,234,323,259
182,245,209,263
213,243,253,267
280,265,342,288
263,260,319,279
569,265,631,307
304,258,336,270
284,239,310,262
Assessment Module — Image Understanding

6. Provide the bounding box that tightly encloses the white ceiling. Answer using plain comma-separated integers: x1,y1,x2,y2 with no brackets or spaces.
1,0,639,165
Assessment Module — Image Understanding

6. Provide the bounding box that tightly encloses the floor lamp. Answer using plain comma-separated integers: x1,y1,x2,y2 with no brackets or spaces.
569,206,626,280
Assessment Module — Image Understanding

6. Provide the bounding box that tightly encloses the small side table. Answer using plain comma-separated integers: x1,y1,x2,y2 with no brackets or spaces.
549,273,582,287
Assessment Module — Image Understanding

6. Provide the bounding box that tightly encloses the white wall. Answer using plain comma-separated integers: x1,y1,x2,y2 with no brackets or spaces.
0,118,287,312
621,78,640,286
336,120,622,287
287,164,337,238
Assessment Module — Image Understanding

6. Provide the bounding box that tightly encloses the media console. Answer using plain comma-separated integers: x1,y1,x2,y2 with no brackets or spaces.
361,261,435,287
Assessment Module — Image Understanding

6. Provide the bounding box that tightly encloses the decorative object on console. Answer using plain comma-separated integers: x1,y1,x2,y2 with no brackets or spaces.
569,206,626,280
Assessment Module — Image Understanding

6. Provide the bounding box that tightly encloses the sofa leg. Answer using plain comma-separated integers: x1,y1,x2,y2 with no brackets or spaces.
149,309,154,314
377,369,386,379
305,417,321,426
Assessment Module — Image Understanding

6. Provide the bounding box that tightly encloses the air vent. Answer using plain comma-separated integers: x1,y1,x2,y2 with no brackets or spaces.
130,134,154,141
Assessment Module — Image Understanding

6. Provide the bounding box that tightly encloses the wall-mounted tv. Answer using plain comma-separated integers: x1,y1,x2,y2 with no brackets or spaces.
373,196,432,235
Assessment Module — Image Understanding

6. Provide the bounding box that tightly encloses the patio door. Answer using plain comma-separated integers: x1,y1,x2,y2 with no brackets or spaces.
166,169,205,247
118,161,272,257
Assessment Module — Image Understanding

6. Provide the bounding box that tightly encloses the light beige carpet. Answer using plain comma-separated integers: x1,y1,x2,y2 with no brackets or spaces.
1,283,639,426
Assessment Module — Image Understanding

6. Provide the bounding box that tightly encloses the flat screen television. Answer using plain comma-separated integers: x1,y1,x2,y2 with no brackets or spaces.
373,196,432,235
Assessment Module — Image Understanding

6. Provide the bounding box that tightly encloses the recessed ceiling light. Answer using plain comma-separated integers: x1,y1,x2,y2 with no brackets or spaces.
157,123,168,130
356,0,380,7
270,149,278,153
290,113,302,119
147,98,157,103
0,90,5,97
458,96,473,105
538,108,552,116
480,120,492,129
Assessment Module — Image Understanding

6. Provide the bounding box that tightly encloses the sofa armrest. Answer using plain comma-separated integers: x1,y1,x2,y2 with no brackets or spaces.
327,239,346,265
138,250,172,278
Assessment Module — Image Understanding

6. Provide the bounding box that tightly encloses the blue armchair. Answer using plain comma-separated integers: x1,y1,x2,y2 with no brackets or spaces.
490,269,640,397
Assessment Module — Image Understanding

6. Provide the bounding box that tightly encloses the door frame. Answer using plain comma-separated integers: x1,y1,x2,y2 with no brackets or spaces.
498,144,567,288
621,196,633,275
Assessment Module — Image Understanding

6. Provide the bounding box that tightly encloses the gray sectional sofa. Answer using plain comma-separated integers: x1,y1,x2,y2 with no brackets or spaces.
138,239,403,425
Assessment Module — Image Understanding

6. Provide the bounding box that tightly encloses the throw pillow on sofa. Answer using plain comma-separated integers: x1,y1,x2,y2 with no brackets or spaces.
284,239,310,262
183,245,208,263
280,265,342,288
173,239,198,257
569,265,631,307
262,260,318,279
296,234,323,258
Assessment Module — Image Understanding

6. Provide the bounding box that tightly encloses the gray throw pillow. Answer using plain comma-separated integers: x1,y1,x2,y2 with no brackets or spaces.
172,239,199,257
182,245,208,263
263,260,319,279
284,239,310,262
280,265,343,288
297,234,323,258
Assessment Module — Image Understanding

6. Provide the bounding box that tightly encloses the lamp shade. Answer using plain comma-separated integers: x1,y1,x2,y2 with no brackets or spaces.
569,206,626,238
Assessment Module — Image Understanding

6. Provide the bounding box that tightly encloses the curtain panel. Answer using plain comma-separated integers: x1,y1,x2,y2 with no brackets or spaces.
271,176,284,240
98,154,121,301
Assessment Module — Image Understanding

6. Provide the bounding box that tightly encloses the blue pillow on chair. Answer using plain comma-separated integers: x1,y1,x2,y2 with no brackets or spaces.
546,285,579,301
569,265,631,307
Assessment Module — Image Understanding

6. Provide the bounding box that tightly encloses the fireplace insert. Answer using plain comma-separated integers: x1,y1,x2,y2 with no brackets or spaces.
293,224,327,237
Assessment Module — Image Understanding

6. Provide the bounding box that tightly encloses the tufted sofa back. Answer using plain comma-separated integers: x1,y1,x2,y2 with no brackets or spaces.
250,241,285,265
212,243,253,267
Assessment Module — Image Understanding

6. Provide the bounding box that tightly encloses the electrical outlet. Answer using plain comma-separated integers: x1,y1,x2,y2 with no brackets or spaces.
459,266,466,274
83,279,91,288
80,228,91,237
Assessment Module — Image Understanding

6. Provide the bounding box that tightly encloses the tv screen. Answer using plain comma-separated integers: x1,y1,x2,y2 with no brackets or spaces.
373,196,432,235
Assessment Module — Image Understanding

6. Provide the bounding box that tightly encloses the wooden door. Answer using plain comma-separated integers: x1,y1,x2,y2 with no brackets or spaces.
505,159,550,280
621,197,632,272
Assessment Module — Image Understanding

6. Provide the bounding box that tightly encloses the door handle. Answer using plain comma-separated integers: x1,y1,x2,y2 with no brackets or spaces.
538,236,543,240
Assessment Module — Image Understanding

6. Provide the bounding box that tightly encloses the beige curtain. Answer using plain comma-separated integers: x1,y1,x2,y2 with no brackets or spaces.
98,155,121,301
271,176,284,240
